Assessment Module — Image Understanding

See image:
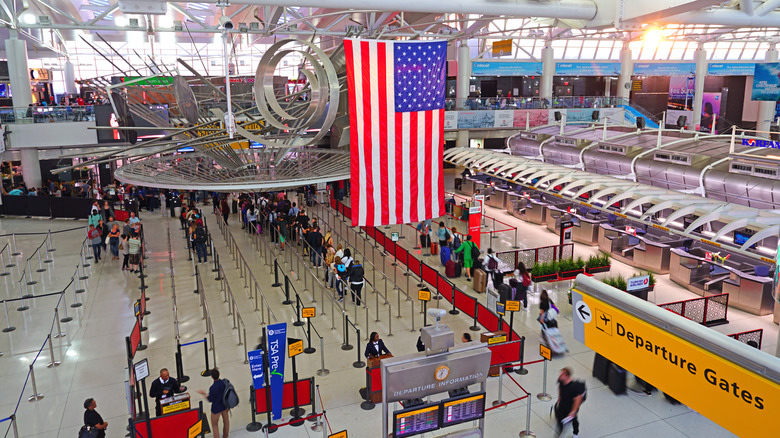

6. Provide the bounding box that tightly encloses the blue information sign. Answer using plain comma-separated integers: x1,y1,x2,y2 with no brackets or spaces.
267,323,287,420
751,63,780,101
555,62,620,76
471,61,543,77
633,63,696,76
708,63,756,76
247,349,264,389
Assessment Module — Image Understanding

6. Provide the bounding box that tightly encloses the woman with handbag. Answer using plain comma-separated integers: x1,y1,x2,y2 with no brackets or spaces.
82,398,107,438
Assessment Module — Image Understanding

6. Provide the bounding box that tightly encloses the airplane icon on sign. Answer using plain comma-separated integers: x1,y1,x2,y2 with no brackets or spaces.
595,309,613,336
600,314,610,325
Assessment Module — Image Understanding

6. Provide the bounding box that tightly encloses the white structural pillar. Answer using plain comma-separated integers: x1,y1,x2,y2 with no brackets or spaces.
604,77,611,97
5,34,32,108
20,149,42,189
456,44,471,147
616,48,632,100
540,44,554,102
64,60,78,95
692,44,707,130
757,45,778,137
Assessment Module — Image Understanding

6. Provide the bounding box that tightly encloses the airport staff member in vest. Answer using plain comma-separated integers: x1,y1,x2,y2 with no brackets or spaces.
149,368,186,416
364,332,391,358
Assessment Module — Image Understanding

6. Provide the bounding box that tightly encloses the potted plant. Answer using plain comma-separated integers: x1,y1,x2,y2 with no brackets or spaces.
558,257,585,280
602,274,628,291
584,253,611,274
531,260,558,283
642,271,657,292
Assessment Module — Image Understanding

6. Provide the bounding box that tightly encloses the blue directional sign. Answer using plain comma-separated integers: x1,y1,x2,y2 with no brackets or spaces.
247,349,264,389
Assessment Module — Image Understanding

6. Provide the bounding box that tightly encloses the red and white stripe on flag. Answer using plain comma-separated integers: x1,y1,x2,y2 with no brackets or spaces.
343,38,445,227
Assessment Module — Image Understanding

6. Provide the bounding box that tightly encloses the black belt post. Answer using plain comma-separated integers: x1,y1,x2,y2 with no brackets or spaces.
341,316,353,351
246,385,263,432
361,368,375,410
201,337,212,377
214,252,221,279
176,343,190,383
289,354,305,424
516,336,528,375
283,275,293,305
294,293,304,327
470,301,480,331
353,328,365,368
508,311,515,341
271,259,281,288
449,296,459,315
304,317,316,354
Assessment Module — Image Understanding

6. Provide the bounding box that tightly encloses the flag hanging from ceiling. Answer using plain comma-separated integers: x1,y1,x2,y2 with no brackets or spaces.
343,38,446,227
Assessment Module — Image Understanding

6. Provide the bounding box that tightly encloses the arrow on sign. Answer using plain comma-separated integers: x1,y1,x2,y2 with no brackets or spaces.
578,304,591,320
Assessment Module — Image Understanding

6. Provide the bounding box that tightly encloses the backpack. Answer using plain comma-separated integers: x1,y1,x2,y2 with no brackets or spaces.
453,234,461,248
194,226,206,243
470,242,480,260
487,255,498,271
222,379,239,409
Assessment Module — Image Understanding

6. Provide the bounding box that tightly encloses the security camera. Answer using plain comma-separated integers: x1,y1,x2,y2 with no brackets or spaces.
218,15,234,30
427,308,447,327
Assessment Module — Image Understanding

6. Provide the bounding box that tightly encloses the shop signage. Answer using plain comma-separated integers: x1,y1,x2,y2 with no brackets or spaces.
627,275,650,291
571,283,780,436
742,138,780,149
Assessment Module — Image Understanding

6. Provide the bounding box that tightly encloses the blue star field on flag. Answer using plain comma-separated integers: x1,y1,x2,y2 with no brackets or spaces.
393,41,447,113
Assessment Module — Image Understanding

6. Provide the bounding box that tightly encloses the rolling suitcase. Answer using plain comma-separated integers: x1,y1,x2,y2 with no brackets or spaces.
440,246,452,266
497,283,513,303
607,363,627,395
473,269,487,293
430,241,438,255
592,353,611,384
541,323,568,354
445,260,458,278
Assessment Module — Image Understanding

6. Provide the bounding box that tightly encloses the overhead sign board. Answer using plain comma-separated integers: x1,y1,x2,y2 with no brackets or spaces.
751,63,780,101
556,62,620,76
571,276,780,437
633,62,696,77
708,63,756,76
382,346,491,403
471,61,543,77
492,39,513,57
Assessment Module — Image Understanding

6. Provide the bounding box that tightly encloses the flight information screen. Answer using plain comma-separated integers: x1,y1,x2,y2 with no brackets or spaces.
393,403,440,437
441,392,486,427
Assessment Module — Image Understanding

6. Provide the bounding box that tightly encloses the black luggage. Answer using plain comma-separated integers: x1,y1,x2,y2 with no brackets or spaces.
592,353,610,384
420,233,430,248
607,363,627,395
497,283,513,304
454,261,463,278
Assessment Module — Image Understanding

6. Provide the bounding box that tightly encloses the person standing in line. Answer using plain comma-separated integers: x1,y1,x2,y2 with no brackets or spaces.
194,223,208,263
437,221,449,249
309,226,324,267
128,232,142,273
348,259,364,305
82,398,108,438
88,224,102,263
220,196,230,225
108,223,121,260
454,235,478,281
555,367,586,438
197,369,230,438
120,234,130,271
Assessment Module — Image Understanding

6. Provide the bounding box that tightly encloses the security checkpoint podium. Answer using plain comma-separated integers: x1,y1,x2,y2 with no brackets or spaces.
160,392,191,415
366,354,393,403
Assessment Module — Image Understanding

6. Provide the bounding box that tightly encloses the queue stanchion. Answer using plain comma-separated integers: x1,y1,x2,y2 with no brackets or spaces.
316,336,329,376
310,384,324,431
470,300,480,331
201,337,213,377
271,259,281,288
294,293,304,327
25,260,37,285
341,315,353,351
17,279,29,312
518,391,535,437
175,342,190,383
60,294,74,321
27,363,44,401
47,230,56,252
283,275,293,305
53,308,67,338
246,385,263,432
0,251,11,276
516,336,529,375
537,356,552,401
46,334,61,368
78,262,89,281
36,251,46,272
2,300,16,332
11,234,20,256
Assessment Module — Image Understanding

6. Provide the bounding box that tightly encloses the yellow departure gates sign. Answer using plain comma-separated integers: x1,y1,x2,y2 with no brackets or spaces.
571,277,780,437
492,39,513,57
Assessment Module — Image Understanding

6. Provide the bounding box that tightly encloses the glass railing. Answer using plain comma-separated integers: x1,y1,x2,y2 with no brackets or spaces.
0,105,94,124
444,96,629,111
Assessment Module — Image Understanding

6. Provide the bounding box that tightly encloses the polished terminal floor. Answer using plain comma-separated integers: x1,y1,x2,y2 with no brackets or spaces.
0,177,776,437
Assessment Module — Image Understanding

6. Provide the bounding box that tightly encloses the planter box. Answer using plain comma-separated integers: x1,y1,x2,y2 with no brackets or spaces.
532,273,558,283
585,265,611,275
558,268,584,280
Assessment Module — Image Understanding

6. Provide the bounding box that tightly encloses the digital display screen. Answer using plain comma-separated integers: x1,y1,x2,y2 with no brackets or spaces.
441,392,486,427
393,403,440,437
734,231,755,248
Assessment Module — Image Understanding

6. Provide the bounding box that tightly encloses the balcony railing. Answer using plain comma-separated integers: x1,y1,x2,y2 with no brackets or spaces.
444,96,629,111
0,105,94,124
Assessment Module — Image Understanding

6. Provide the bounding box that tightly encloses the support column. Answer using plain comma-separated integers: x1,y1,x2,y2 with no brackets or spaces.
20,149,42,189
616,48,632,100
540,44,554,103
456,45,471,110
757,45,778,137
604,77,611,97
692,44,707,130
64,60,77,95
5,35,32,108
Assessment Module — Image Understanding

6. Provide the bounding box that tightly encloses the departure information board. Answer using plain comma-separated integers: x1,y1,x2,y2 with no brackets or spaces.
393,403,440,437
441,392,486,427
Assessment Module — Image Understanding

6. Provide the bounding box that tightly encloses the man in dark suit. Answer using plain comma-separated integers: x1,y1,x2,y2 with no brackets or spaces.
364,332,391,358
149,368,186,416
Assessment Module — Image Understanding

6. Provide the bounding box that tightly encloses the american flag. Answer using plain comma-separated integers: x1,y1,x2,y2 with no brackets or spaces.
343,38,446,227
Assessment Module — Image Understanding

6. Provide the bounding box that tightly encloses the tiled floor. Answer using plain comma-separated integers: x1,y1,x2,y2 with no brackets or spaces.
0,179,774,437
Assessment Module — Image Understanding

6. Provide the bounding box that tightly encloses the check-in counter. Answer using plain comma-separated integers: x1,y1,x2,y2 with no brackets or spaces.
670,247,775,316
486,187,508,209
459,178,476,197
598,224,683,274
525,197,547,225
571,215,604,246
545,204,572,235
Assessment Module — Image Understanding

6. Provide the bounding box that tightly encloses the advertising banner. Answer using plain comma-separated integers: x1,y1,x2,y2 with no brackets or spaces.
700,92,722,133
471,61,543,77
512,109,549,128
708,63,756,76
267,323,287,420
458,111,494,129
668,77,695,114
751,63,780,101
494,110,514,128
633,63,695,76
555,62,621,76
247,349,264,390
444,112,458,129
468,203,482,249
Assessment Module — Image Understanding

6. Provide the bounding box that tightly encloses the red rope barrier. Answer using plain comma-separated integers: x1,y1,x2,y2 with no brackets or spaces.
485,394,529,412
317,387,332,434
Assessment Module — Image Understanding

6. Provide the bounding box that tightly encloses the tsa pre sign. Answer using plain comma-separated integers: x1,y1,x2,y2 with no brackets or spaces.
267,323,287,421
574,290,780,436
